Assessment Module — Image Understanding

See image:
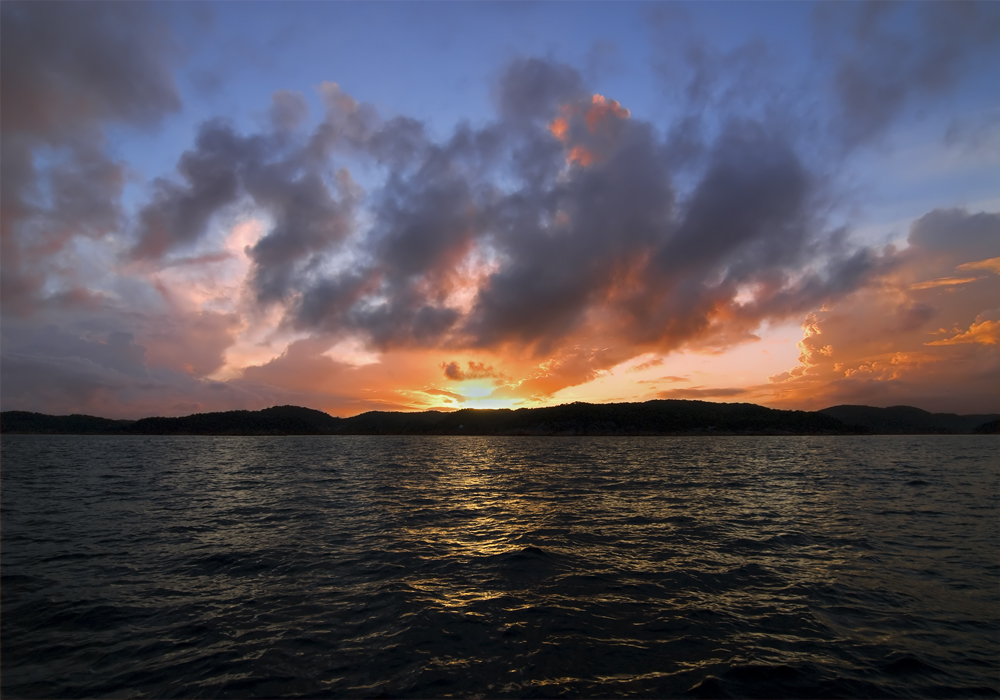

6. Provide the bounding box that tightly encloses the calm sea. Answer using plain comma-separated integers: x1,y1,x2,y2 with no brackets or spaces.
2,435,997,699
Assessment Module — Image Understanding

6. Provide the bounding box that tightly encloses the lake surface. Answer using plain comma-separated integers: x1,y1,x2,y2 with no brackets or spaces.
2,435,998,698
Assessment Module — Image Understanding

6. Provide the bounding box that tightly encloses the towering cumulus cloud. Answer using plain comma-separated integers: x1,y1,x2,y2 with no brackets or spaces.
767,209,1000,413
1,3,997,416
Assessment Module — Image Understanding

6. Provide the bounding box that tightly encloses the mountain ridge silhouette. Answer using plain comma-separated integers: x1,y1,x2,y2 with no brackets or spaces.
2,400,996,435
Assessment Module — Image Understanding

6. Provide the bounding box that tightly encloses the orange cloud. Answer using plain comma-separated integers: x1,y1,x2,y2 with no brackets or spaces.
238,341,456,415
627,357,664,372
585,94,630,132
909,276,980,290
423,387,466,403
638,375,689,384
548,116,569,141
925,320,1000,346
757,224,1000,413
956,256,1000,274
511,344,630,400
657,386,747,399
568,146,595,167
840,351,939,380
547,94,631,168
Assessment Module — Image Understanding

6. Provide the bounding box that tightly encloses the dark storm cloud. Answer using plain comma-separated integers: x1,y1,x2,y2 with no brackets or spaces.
130,105,360,304
0,1,181,312
115,49,896,365
3,3,904,394
496,57,586,125
0,2,180,138
67,46,895,384
246,166,360,303
233,58,891,360
132,120,246,260
908,208,1000,261
820,2,1000,146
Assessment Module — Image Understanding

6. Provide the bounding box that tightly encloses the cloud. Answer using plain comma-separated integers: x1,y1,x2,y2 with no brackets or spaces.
908,208,1000,260
129,116,362,312
511,345,631,400
627,357,664,373
656,387,747,399
909,276,980,290
142,310,242,376
945,107,1000,155
3,6,994,418
1,2,181,314
5,45,912,413
819,3,1000,146
496,57,586,124
957,256,1000,274
762,208,1000,413
131,121,245,260
423,388,467,403
441,361,504,381
638,375,689,384
233,339,457,415
0,322,272,419
926,320,999,346
0,3,180,139
121,55,891,381
270,90,310,132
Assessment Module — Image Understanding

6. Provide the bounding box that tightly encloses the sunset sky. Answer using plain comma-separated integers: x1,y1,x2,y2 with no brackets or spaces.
2,1,998,418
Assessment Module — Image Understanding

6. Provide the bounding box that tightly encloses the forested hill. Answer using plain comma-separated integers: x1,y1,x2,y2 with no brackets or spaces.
0,405,340,436
3,399,994,436
819,405,998,435
338,400,848,436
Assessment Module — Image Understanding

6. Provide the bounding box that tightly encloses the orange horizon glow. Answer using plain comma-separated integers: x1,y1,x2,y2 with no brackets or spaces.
15,240,995,420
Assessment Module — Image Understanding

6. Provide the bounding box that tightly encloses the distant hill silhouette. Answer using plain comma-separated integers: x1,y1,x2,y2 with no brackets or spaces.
128,405,341,435
336,400,847,436
0,412,136,435
0,405,340,436
973,419,998,435
819,405,997,435
2,400,996,436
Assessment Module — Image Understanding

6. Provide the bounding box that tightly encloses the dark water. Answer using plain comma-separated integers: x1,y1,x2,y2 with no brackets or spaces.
2,435,997,699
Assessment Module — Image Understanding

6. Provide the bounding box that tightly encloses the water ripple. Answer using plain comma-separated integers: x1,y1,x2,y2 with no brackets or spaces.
2,435,997,698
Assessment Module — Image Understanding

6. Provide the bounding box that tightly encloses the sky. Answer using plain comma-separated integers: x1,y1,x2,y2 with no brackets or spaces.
2,1,999,419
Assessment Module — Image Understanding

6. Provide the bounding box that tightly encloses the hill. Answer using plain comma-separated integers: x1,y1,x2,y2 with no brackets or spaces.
973,419,999,435
819,405,998,435
128,405,341,435
0,411,135,434
3,400,996,436
338,400,848,435
0,405,339,436
2,400,848,436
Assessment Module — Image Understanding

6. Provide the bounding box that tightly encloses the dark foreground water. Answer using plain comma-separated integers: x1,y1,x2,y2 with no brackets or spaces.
2,435,997,699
